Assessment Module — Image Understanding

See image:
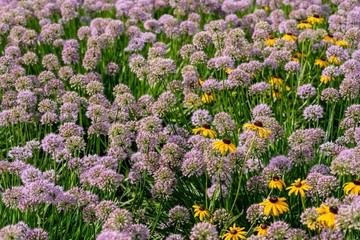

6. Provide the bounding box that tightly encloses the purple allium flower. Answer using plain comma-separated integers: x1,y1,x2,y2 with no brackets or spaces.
168,205,190,226
191,109,212,126
166,234,184,240
0,222,29,240
83,48,102,71
267,221,289,239
207,56,234,71
95,200,119,221
268,155,292,173
41,134,65,155
227,68,251,87
339,77,359,100
297,84,317,99
321,88,340,103
39,24,64,44
246,204,269,224
28,228,49,240
330,149,359,175
303,105,324,121
181,150,204,177
213,112,236,136
252,104,273,117
125,224,150,240
189,222,218,240
96,231,131,240
248,82,271,95
319,142,346,156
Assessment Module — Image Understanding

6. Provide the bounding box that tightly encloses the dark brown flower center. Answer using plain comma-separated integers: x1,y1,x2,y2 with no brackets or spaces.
287,33,293,36
222,138,231,144
199,206,205,211
330,206,338,214
320,58,326,61
328,34,333,38
313,15,320,18
206,92,212,96
230,230,237,235
269,196,278,203
254,121,263,127
353,179,360,185
301,20,309,24
260,224,268,229
202,124,210,129
272,176,280,181
295,182,302,187
269,35,274,39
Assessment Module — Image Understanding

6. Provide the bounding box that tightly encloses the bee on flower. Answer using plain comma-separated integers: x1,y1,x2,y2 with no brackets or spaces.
259,196,289,216
192,124,217,139
286,178,311,197
193,205,210,221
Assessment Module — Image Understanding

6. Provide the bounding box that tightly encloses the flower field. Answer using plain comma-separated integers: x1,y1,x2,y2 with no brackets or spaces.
0,0,359,239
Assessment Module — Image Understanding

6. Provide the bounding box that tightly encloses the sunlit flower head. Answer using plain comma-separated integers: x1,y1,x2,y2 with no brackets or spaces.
259,196,289,216
269,175,286,191
192,124,217,139
212,139,236,153
320,75,334,84
286,178,312,197
343,179,360,195
323,34,335,44
226,68,233,74
222,223,246,240
316,204,338,228
193,205,210,221
269,77,283,86
243,121,272,139
336,40,350,48
307,15,323,24
328,56,341,64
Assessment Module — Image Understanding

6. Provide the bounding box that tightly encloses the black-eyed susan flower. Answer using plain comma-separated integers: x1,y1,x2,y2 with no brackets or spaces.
270,89,282,99
254,224,269,236
292,57,300,62
222,223,246,240
314,58,328,68
199,78,205,85
192,124,217,139
307,15,323,24
269,175,286,191
328,56,341,64
343,179,360,195
202,92,214,103
269,77,283,86
286,178,312,197
297,21,312,29
316,204,338,228
282,33,297,42
323,34,335,44
259,196,289,216
266,35,277,46
243,121,272,139
336,39,350,48
213,139,236,153
193,205,210,221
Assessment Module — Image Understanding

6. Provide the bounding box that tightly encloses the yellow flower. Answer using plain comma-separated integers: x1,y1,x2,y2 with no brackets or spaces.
202,93,215,103
343,179,360,195
328,56,341,64
226,68,233,74
243,121,272,139
269,77,283,86
295,52,307,58
271,89,282,99
254,224,269,236
282,33,297,42
292,57,300,62
222,223,246,240
323,34,336,44
198,78,205,85
286,85,291,91
336,40,350,47
307,15,323,24
316,204,338,228
320,75,334,84
213,139,236,153
266,35,277,46
297,21,312,29
263,5,269,11
269,176,286,191
192,124,217,139
193,205,210,221
314,58,328,68
286,178,312,197
259,196,289,216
